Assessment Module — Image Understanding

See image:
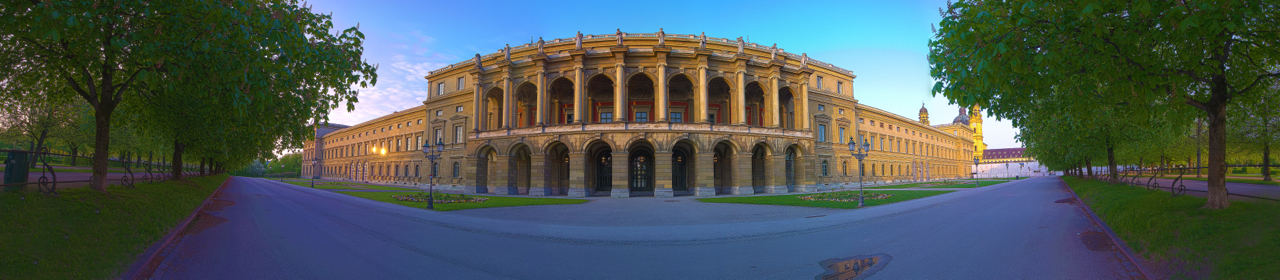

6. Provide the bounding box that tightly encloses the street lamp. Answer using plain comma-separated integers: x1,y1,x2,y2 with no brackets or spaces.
973,156,981,188
311,159,317,188
422,139,444,209
1018,162,1025,179
848,137,871,207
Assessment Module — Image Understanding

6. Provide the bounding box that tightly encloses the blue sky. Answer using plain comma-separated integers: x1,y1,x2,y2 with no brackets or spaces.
307,0,1021,149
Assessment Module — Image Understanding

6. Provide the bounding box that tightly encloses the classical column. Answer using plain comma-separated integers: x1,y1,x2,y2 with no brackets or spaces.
610,151,629,198
567,152,588,197
654,151,673,198
799,79,811,130
530,154,547,196
768,76,780,127
502,75,512,129
472,79,484,132
614,64,627,122
492,155,510,194
574,66,585,124
734,71,746,125
768,154,787,193
697,65,709,123
656,64,668,122
694,152,715,196
732,152,753,195
535,70,546,126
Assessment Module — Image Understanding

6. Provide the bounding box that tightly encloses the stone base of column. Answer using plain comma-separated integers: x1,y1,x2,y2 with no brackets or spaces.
567,188,588,198
529,186,549,196
766,185,789,194
693,187,716,197
655,188,674,198
730,186,754,195
610,188,630,198
465,185,488,194
798,184,817,193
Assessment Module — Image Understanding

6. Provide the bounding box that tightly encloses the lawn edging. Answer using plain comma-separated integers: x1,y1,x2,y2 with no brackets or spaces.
119,175,232,279
1059,177,1153,280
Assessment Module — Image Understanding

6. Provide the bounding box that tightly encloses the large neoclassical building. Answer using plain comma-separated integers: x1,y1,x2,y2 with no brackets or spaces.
302,30,983,198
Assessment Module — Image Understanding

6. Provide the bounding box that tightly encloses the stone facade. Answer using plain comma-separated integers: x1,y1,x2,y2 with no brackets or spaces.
303,31,980,197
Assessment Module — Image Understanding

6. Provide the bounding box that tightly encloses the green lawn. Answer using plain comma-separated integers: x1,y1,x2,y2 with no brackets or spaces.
1157,176,1280,187
1064,177,1280,278
696,190,953,209
336,191,589,211
0,174,229,279
282,181,418,191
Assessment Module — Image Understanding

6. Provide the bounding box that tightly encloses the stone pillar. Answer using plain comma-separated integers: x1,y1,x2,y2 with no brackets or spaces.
535,71,546,126
656,64,668,122
734,70,746,125
768,76,780,127
697,65,709,123
472,79,484,132
694,152,716,196
502,76,512,129
567,152,588,197
731,152,753,195
800,155,816,192
574,66,584,124
614,64,627,122
492,155,510,195
768,154,788,193
465,156,483,194
655,151,673,198
799,80,810,130
529,154,547,196
610,151,629,198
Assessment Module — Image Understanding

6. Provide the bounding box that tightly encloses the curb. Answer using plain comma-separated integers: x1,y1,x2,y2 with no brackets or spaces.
1058,177,1153,280
119,175,233,280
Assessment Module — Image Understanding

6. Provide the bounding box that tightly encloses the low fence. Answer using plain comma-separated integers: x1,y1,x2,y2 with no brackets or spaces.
1083,164,1278,201
1,148,204,195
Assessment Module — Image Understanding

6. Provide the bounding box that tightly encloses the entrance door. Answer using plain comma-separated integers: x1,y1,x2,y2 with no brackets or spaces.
752,147,766,194
785,149,796,192
672,150,688,192
629,151,654,193
594,153,612,193
558,154,570,195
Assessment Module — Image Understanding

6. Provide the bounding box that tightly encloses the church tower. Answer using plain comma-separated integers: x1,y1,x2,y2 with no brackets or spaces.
970,105,987,161
918,103,930,125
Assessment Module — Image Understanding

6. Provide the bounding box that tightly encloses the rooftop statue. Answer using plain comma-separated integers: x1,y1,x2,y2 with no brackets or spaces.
575,31,583,50
771,43,778,60
537,37,545,55
616,29,624,46
657,28,665,46
699,32,706,49
736,37,744,54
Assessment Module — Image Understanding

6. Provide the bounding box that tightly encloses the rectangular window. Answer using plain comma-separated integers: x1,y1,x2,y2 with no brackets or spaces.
454,126,464,143
818,104,825,111
880,137,885,151
635,112,648,122
436,110,443,116
416,136,421,150
817,76,823,89
457,77,464,90
818,124,827,142
839,127,846,143
397,124,402,129
671,112,683,123
839,109,845,115
396,139,401,152
456,106,464,112
434,129,442,143
437,83,445,95
708,113,716,123
600,112,613,123
417,119,422,125
837,81,843,94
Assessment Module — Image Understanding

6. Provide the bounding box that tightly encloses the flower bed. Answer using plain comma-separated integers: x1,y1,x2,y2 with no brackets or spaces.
392,193,488,204
800,192,894,202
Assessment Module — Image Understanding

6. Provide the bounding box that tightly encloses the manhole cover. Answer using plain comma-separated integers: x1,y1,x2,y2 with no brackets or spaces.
816,253,891,280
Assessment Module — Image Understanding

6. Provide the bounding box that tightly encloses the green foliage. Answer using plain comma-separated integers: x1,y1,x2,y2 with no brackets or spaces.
0,174,229,279
1064,177,1280,278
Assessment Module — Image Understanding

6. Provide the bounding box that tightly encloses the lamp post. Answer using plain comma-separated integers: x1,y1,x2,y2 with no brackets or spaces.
310,159,317,188
1018,162,1025,179
422,139,444,210
848,137,871,207
973,157,981,188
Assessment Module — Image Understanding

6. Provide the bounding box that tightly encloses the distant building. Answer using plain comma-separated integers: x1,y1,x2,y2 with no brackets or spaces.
976,148,1050,178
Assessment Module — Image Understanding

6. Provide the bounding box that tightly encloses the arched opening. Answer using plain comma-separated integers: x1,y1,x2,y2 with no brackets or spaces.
707,77,731,124
508,144,532,195
585,141,613,196
514,83,538,128
778,87,796,129
671,140,696,195
587,75,615,123
667,74,695,123
484,88,505,130
549,78,575,125
626,74,654,122
785,146,797,192
751,143,769,194
744,82,765,126
713,141,734,195
545,142,571,195
628,141,655,196
476,147,496,193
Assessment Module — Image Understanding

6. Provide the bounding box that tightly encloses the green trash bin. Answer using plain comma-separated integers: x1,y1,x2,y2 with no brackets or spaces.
4,152,29,192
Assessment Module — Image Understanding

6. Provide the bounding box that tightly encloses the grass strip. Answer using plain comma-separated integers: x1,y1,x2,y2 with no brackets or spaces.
696,190,952,209
1063,176,1280,278
336,191,588,211
0,174,229,280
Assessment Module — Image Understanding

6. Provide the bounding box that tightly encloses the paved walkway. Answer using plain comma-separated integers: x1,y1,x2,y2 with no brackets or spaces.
141,176,1143,279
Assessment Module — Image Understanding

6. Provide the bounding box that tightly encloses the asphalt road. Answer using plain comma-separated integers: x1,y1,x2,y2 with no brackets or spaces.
144,176,1143,279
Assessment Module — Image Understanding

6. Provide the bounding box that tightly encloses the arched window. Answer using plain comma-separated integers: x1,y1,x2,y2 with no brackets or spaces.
414,164,420,177
821,161,829,176
394,165,399,176
432,162,439,177
453,162,461,178
843,161,848,176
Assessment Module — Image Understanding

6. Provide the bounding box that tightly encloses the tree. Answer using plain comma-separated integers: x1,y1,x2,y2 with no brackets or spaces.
1227,82,1279,181
930,1,1280,209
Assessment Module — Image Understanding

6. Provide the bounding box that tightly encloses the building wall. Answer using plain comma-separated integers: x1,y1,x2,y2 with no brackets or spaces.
306,31,980,197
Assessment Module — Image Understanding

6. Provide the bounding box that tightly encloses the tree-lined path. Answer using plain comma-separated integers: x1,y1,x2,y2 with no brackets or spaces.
141,176,1143,279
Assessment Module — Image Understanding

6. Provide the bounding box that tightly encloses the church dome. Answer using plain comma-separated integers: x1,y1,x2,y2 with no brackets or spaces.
952,106,970,125
919,104,929,115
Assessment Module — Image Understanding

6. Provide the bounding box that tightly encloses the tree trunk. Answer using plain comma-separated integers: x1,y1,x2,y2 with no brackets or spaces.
199,157,206,175
1086,159,1093,178
29,129,49,168
1201,78,1230,209
1107,146,1118,183
90,108,113,192
69,146,78,166
1263,142,1271,182
171,140,185,180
